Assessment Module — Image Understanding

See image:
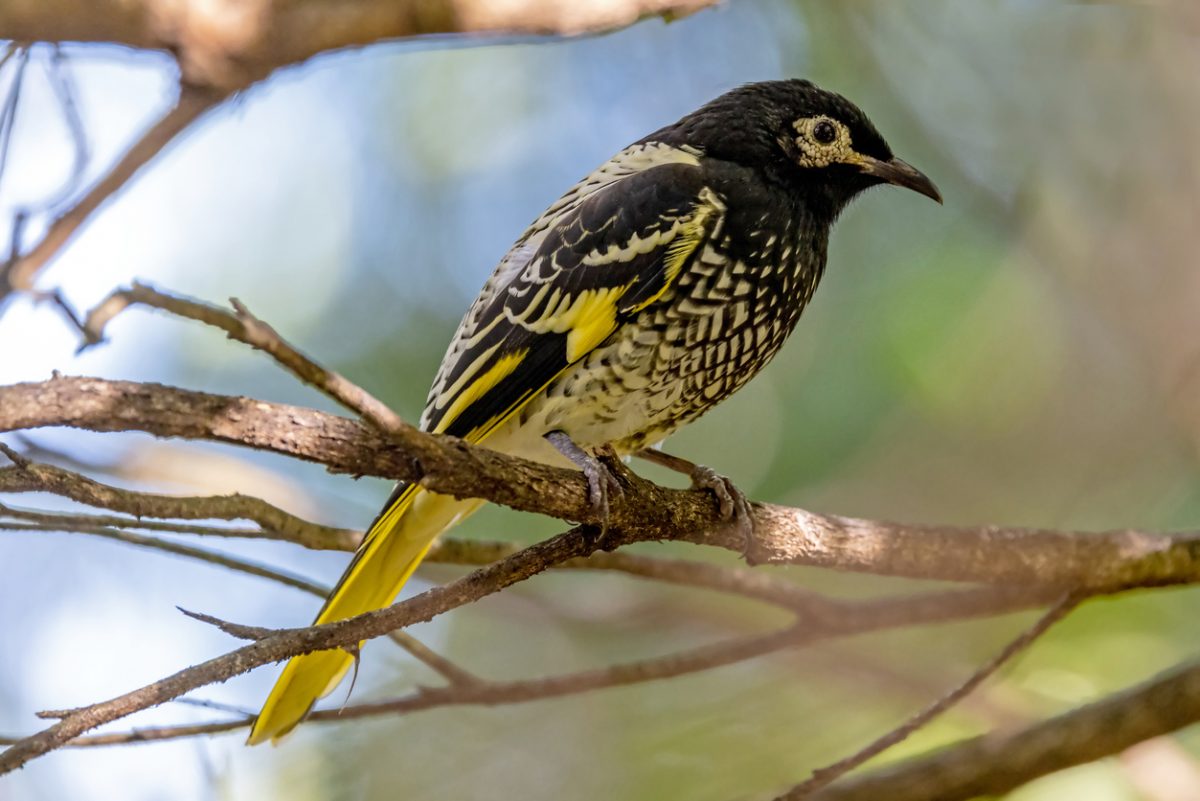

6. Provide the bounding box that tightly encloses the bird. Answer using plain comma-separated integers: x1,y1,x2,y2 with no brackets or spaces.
247,78,941,744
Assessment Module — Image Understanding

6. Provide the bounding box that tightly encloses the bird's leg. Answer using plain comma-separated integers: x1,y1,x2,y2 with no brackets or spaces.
545,430,624,548
634,448,757,558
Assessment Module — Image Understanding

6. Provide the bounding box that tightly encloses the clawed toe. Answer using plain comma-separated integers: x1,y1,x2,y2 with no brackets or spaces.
690,465,757,558
546,431,625,549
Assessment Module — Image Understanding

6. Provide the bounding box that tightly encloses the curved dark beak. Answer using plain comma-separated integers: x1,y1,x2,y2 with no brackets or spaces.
860,156,943,204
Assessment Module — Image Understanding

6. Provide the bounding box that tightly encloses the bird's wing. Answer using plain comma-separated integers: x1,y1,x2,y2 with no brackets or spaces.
420,153,725,443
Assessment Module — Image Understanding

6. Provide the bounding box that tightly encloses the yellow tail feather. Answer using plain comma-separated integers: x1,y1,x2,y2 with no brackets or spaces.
247,487,483,745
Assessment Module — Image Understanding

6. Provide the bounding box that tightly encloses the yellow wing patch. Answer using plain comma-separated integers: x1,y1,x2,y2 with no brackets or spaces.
432,348,529,435
559,285,633,362
432,185,722,445
629,192,721,314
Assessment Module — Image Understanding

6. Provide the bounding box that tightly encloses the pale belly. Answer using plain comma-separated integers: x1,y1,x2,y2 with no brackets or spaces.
485,301,791,464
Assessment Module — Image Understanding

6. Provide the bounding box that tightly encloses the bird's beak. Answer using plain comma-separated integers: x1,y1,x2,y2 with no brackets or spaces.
858,156,943,204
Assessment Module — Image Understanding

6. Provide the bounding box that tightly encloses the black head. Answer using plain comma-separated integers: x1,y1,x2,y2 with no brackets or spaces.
650,80,941,213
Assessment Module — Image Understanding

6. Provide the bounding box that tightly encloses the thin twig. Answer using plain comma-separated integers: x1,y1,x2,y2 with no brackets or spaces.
81,283,409,433
781,593,1079,799
429,538,828,609
0,719,249,748
0,515,328,596
0,441,29,467
177,608,275,640
0,86,225,302
0,457,358,550
172,698,256,717
0,45,29,199
0,507,277,540
0,43,19,74
35,45,90,214
178,605,480,686
633,447,698,475
0,506,477,686
28,287,89,336
807,654,1200,801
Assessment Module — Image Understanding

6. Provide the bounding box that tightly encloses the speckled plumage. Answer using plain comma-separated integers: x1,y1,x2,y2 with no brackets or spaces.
501,156,827,455
249,79,940,744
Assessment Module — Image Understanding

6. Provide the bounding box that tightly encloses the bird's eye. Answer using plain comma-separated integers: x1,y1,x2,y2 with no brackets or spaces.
812,120,837,145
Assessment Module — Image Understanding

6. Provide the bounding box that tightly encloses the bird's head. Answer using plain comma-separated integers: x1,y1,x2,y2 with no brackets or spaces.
662,80,942,212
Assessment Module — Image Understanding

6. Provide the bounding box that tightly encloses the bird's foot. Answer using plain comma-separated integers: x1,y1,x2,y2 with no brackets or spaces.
689,464,757,560
545,431,625,550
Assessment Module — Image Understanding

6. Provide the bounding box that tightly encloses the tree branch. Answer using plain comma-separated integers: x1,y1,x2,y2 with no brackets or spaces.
0,1,717,309
0,525,588,772
0,512,326,596
0,86,224,304
0,0,720,91
0,578,1057,763
0,503,477,684
784,594,1078,798
3,375,1199,588
808,656,1200,801
0,453,828,611
0,455,358,550
81,282,408,432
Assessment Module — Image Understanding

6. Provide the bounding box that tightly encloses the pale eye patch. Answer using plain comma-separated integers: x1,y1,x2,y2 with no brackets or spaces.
790,115,854,168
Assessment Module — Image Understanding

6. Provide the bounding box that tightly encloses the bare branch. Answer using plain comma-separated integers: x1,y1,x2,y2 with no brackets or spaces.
0,583,1056,755
4,376,1200,588
177,607,276,641
0,1,720,90
0,503,476,685
808,655,1200,801
0,513,328,596
0,451,827,610
0,46,30,194
784,594,1078,798
427,539,829,609
0,87,225,302
82,282,408,433
0,719,248,748
35,45,90,213
0,456,357,550
0,526,591,772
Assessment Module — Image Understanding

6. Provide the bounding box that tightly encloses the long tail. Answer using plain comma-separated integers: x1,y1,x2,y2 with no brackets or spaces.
247,486,482,744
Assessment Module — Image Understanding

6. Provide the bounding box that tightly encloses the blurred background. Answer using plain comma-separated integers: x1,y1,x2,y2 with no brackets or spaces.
2,1,1199,799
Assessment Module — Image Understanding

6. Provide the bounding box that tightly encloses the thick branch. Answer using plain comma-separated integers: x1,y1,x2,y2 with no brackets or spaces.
3,375,1199,588
0,456,823,610
0,0,718,90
